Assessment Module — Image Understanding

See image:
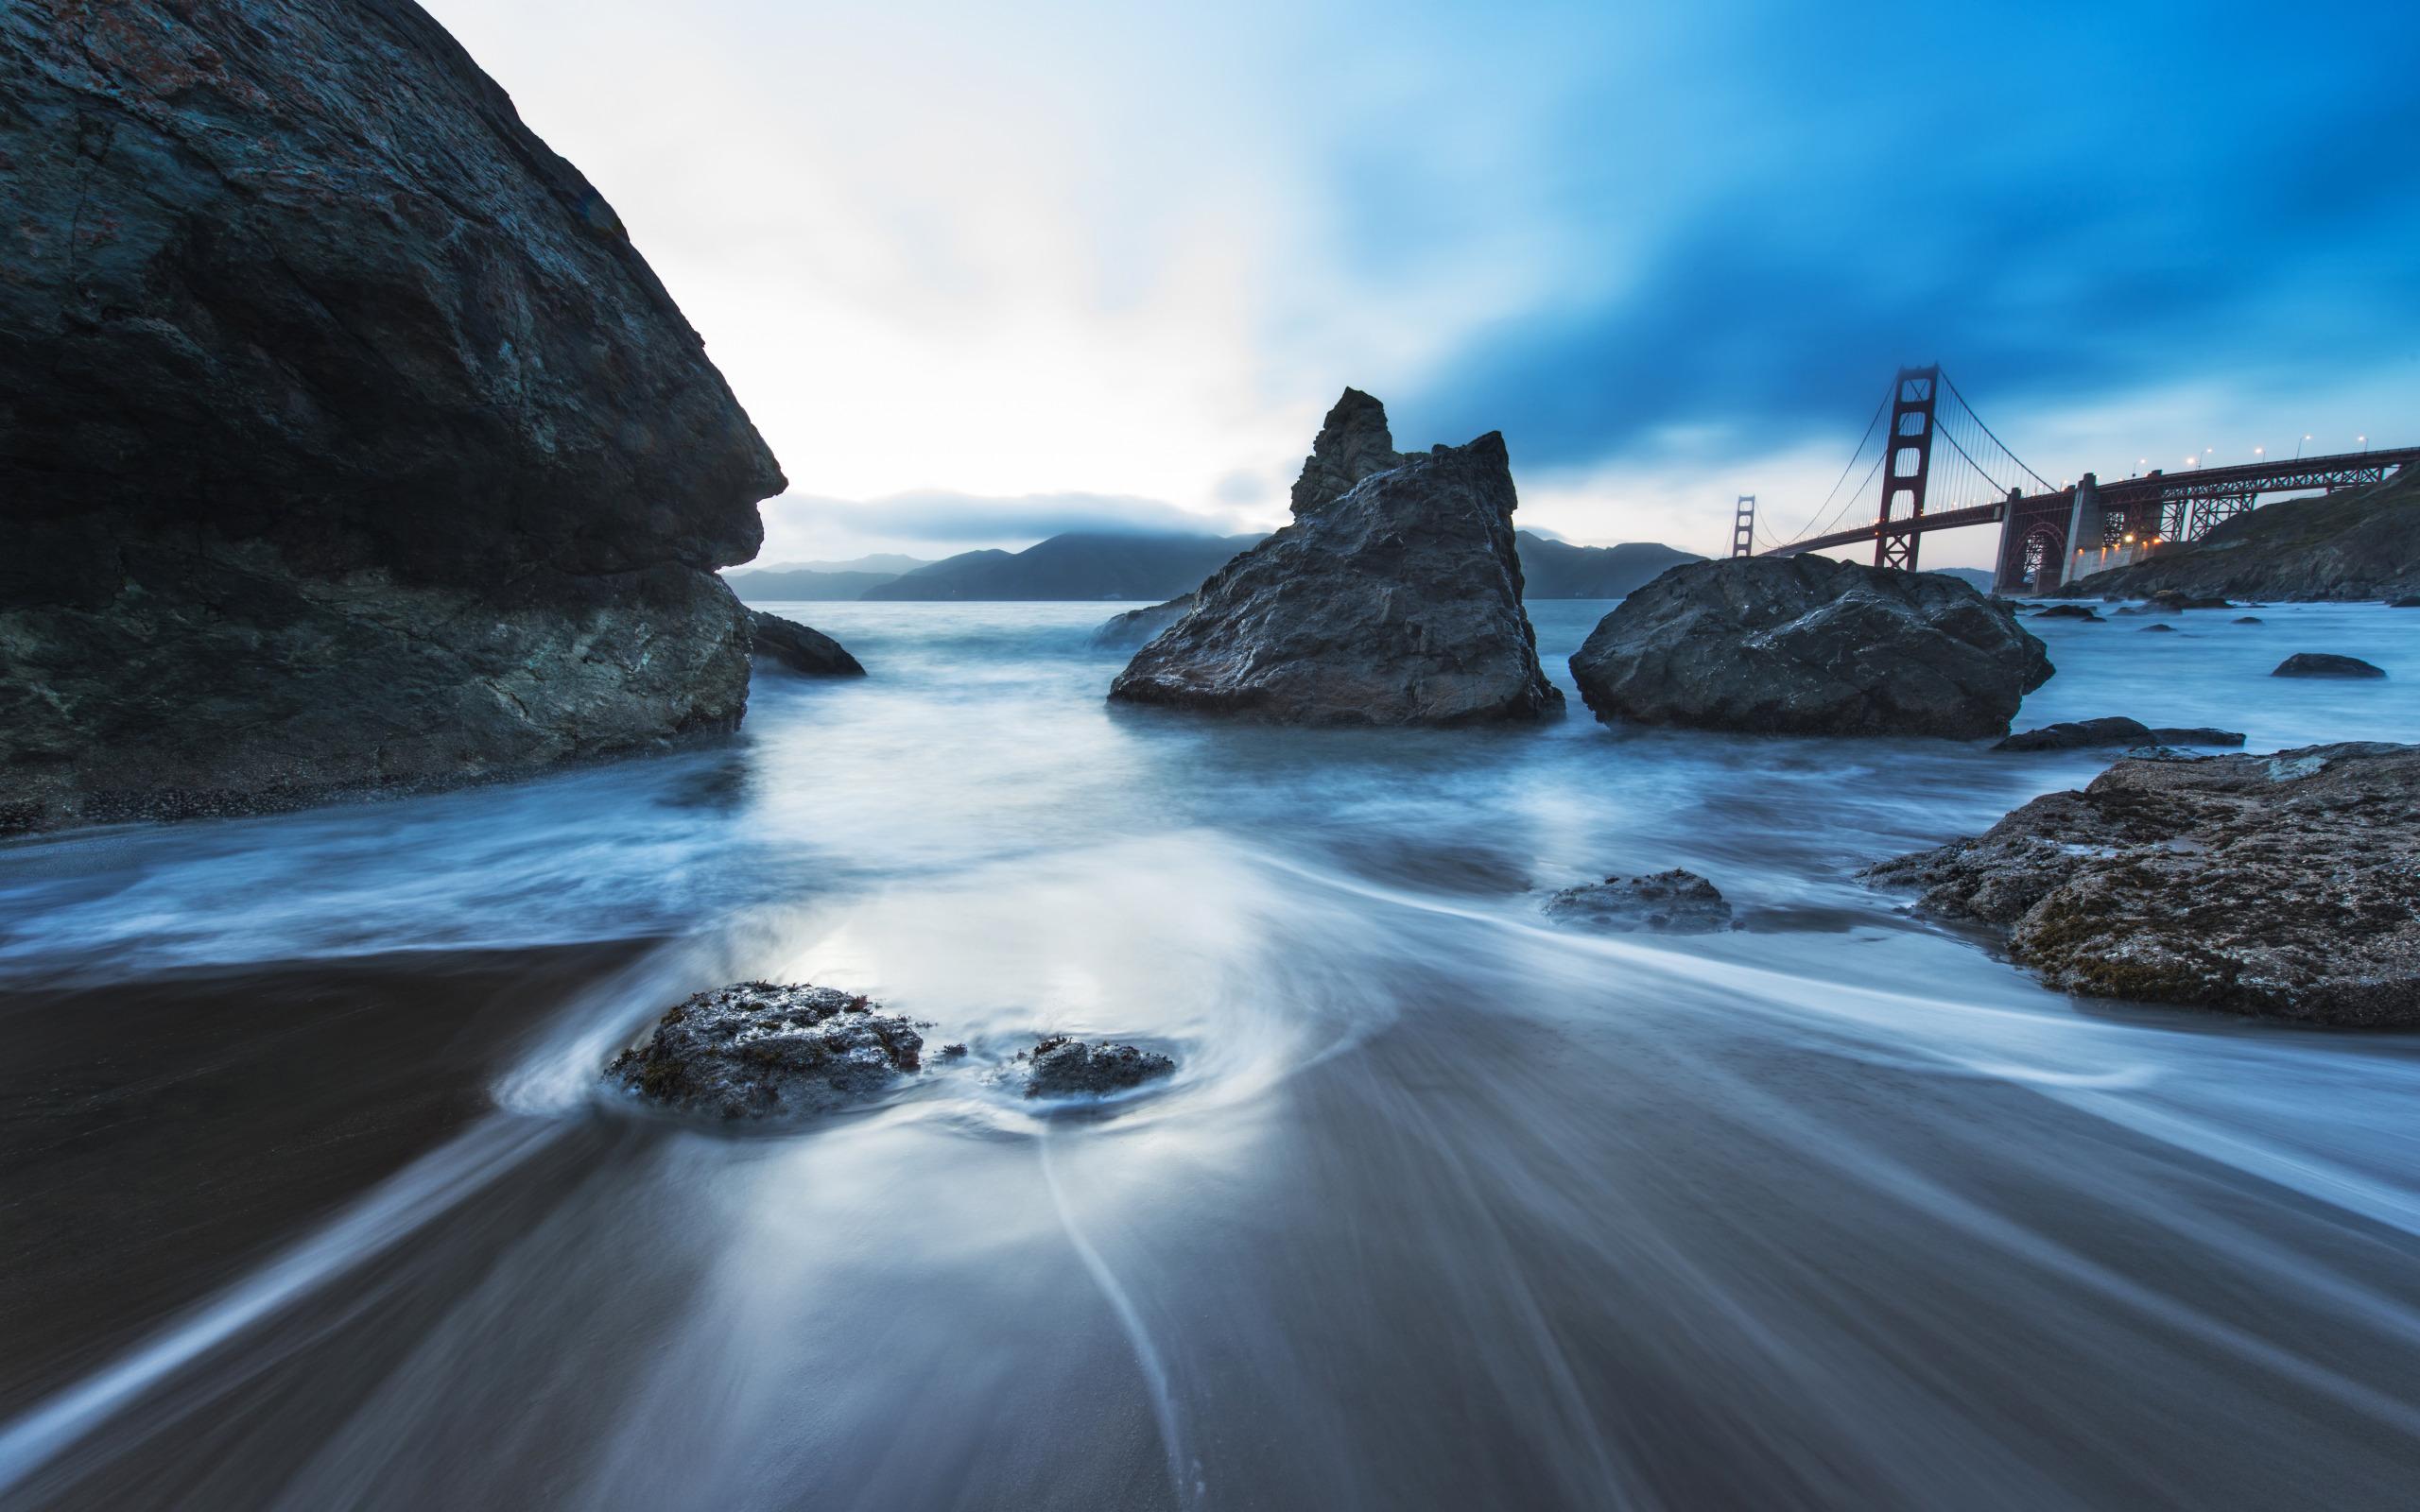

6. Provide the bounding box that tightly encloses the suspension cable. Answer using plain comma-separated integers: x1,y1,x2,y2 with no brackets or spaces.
1939,369,2052,491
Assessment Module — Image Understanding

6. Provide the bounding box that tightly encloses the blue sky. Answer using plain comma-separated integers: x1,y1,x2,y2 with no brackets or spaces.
429,0,2420,568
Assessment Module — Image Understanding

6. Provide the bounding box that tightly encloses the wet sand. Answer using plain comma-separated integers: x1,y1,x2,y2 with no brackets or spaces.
0,943,652,1417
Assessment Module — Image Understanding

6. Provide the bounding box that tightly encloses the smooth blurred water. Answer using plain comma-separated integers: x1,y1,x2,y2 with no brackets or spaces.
2,597,2417,1509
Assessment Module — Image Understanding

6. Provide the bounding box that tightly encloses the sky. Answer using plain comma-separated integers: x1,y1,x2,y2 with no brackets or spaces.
427,0,2420,571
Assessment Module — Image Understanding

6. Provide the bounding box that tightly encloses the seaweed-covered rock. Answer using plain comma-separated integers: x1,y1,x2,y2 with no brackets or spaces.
1022,1037,1176,1098
748,610,865,677
1568,556,2051,739
1109,392,1559,725
2273,653,2386,679
1543,869,1735,934
607,984,924,1120
0,0,785,832
1865,744,2420,1025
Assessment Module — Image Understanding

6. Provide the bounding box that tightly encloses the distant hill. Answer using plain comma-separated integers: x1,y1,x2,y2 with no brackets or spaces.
733,529,1709,606
725,568,904,601
1515,533,1703,597
860,531,1265,601
2059,469,2420,601
746,553,933,576
1926,567,1997,595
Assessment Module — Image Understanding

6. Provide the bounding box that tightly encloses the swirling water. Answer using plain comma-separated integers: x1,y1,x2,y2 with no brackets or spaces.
2,598,2418,1509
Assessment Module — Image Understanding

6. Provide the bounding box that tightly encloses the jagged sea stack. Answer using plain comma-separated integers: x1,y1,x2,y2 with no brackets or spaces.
0,0,788,831
1108,391,1561,725
1569,556,2051,739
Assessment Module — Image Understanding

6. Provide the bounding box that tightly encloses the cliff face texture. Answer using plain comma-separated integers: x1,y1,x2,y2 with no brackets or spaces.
0,0,786,830
2067,469,2420,602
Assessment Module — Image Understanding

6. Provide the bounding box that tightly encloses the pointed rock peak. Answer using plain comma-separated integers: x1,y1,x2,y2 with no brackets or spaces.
1290,387,1404,517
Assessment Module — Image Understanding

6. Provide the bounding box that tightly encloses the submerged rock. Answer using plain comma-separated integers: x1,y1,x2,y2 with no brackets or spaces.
2034,605,2101,621
2234,616,2265,625
1022,1037,1176,1098
748,610,866,677
1568,556,2051,739
1543,869,1735,934
1996,718,2246,752
2142,623,2177,633
2273,653,2387,679
1865,744,2420,1025
607,984,924,1121
1108,392,1560,725
2147,590,2233,611
1091,594,1197,650
0,0,784,833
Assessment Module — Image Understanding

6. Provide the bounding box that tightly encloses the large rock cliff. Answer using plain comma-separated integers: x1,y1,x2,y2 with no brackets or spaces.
0,0,786,830
1108,392,1560,725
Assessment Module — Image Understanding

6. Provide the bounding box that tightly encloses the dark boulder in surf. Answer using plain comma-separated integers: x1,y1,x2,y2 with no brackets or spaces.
608,983,924,1121
1568,556,2051,740
1866,743,2420,1026
2033,604,2100,621
2273,653,2386,679
1022,1037,1176,1098
748,610,865,678
0,0,783,833
1543,869,1736,934
1995,718,2245,752
1108,392,1560,725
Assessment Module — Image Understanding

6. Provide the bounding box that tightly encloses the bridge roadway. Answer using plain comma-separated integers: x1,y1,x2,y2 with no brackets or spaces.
1765,445,2420,569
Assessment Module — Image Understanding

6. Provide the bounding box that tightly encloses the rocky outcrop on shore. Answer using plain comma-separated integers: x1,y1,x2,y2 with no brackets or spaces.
1569,557,2051,739
608,984,925,1120
1108,393,1561,725
749,610,865,677
2063,467,2420,601
0,1,784,832
1866,744,2420,1025
1544,870,1736,934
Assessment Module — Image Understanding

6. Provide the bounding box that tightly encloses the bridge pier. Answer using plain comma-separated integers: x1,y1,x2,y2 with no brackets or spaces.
2058,473,2097,588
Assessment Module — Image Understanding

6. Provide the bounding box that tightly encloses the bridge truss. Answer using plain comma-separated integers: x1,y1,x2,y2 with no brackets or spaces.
1750,366,2415,593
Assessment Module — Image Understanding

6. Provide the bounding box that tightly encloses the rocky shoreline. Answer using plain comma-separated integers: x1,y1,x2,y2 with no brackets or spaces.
1867,743,2420,1026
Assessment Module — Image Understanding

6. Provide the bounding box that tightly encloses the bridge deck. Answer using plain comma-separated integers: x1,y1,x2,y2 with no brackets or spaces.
1763,445,2419,558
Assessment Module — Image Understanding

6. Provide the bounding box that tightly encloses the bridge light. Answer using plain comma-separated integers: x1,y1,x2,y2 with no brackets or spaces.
2254,447,2264,458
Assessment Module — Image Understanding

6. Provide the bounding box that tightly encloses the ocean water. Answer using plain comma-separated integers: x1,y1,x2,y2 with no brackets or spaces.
1,597,2417,1509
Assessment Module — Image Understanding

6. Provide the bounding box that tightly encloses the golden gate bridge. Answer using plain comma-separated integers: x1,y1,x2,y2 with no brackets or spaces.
1738,366,2418,593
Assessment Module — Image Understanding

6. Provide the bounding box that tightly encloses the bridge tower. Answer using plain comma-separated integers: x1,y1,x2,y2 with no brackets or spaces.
1874,365,1939,570
1730,494,1756,558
